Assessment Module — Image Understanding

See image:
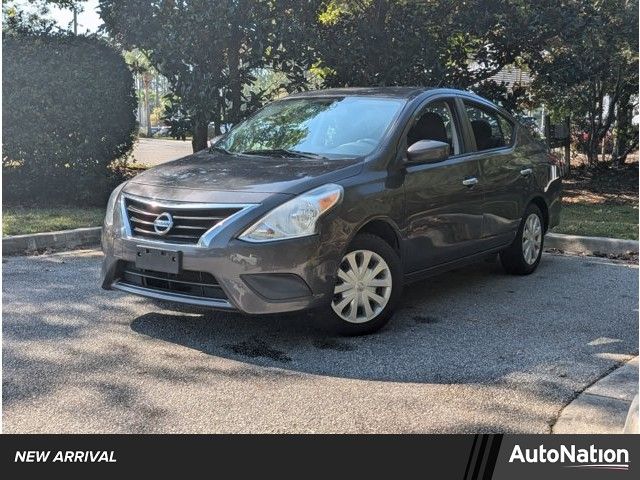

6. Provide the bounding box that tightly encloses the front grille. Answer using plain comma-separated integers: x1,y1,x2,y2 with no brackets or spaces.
124,196,242,244
118,262,227,300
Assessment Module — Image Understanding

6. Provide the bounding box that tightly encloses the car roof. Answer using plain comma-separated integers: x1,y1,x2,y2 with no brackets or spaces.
285,87,483,101
281,87,513,121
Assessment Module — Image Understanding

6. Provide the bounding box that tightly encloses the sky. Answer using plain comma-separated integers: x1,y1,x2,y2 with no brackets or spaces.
13,0,103,34
50,0,102,34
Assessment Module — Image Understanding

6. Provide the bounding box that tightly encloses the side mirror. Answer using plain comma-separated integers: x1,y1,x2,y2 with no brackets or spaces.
406,140,450,164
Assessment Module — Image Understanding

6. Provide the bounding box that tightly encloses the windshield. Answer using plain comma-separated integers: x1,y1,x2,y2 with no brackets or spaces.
217,96,405,158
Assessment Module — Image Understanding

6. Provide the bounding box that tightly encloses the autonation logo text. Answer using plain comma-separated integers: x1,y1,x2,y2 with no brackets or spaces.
509,444,630,471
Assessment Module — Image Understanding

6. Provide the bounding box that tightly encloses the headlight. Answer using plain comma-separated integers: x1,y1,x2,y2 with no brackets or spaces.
104,181,127,227
239,184,343,242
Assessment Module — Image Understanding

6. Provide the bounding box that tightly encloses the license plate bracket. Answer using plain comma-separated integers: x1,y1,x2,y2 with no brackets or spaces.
135,246,182,274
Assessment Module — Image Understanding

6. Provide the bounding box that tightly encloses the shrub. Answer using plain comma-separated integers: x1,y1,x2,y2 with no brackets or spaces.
2,33,137,206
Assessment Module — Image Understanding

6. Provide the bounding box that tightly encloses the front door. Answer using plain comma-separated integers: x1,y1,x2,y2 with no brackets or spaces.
402,99,484,272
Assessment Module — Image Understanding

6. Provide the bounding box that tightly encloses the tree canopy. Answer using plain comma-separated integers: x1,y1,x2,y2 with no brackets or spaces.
99,0,318,151
313,0,532,88
527,0,639,164
11,0,638,166
101,0,562,151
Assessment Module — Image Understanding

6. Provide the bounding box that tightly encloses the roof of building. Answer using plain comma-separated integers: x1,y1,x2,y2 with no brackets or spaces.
488,66,533,88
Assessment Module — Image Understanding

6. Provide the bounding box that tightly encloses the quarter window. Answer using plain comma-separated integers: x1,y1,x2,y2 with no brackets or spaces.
464,103,514,151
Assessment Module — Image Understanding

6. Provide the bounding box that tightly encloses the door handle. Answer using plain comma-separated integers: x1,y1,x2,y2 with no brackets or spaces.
520,168,533,176
462,177,478,186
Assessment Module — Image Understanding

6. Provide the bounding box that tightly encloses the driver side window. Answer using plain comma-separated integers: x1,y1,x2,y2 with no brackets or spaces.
407,101,459,155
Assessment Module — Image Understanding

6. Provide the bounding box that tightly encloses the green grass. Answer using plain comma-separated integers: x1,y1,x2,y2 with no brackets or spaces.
3,207,105,236
552,203,639,240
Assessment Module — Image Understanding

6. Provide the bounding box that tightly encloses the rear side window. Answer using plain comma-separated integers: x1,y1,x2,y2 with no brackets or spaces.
464,102,514,151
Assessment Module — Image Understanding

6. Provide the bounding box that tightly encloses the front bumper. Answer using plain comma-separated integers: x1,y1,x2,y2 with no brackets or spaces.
101,224,344,315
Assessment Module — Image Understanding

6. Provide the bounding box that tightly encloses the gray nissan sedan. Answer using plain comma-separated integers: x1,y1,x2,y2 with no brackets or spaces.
101,87,562,335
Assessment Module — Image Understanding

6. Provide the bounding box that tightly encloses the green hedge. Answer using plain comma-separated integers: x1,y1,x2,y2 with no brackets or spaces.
2,33,137,206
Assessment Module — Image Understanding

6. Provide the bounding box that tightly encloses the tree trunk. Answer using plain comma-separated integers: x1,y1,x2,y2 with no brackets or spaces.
154,75,159,125
586,129,599,165
214,97,223,135
192,121,208,152
137,75,144,131
373,0,390,85
228,27,242,125
613,92,635,166
143,75,152,137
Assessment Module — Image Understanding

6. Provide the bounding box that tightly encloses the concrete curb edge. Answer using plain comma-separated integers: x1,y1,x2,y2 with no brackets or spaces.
2,227,101,256
1,228,637,257
552,356,639,434
546,232,638,256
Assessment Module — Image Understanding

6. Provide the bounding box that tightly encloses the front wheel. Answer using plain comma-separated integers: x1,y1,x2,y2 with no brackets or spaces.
500,204,544,275
321,234,403,336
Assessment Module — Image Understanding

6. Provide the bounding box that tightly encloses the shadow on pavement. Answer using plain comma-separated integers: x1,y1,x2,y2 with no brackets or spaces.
3,251,638,432
130,256,638,384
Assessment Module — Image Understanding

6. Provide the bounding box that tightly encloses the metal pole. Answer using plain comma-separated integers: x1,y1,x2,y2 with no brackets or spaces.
564,116,571,174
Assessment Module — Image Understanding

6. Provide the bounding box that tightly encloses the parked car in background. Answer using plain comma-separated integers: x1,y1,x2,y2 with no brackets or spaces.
149,126,170,137
101,87,562,335
153,125,171,137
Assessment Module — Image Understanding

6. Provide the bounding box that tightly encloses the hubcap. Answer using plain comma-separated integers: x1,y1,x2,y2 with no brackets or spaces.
522,213,542,265
331,249,392,324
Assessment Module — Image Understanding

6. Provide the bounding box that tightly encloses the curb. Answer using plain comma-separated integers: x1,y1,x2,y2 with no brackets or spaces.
553,357,639,434
1,229,637,257
2,227,101,256
546,232,638,256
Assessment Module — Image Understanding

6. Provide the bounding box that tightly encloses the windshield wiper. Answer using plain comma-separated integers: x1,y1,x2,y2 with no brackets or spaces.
241,148,327,160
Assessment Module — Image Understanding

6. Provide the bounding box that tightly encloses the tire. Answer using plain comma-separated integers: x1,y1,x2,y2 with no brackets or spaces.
500,203,544,275
320,233,403,336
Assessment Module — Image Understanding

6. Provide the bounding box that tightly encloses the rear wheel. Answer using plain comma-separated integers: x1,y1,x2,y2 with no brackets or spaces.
322,234,403,335
500,204,544,275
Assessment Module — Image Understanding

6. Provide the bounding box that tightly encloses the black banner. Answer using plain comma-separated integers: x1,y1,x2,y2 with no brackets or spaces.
1,434,638,478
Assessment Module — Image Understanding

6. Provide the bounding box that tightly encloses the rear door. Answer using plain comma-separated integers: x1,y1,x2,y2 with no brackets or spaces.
460,101,532,248
402,98,484,272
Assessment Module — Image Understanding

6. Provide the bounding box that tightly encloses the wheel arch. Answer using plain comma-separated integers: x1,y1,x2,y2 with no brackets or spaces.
528,196,550,232
351,217,403,257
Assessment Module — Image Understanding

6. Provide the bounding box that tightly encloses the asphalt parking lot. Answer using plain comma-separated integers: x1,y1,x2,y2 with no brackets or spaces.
132,138,192,167
2,249,638,433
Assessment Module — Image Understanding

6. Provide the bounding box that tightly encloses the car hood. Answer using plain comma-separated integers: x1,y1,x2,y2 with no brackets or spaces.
128,150,363,197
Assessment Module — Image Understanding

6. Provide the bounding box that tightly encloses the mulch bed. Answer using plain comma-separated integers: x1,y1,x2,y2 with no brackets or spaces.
562,161,638,206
